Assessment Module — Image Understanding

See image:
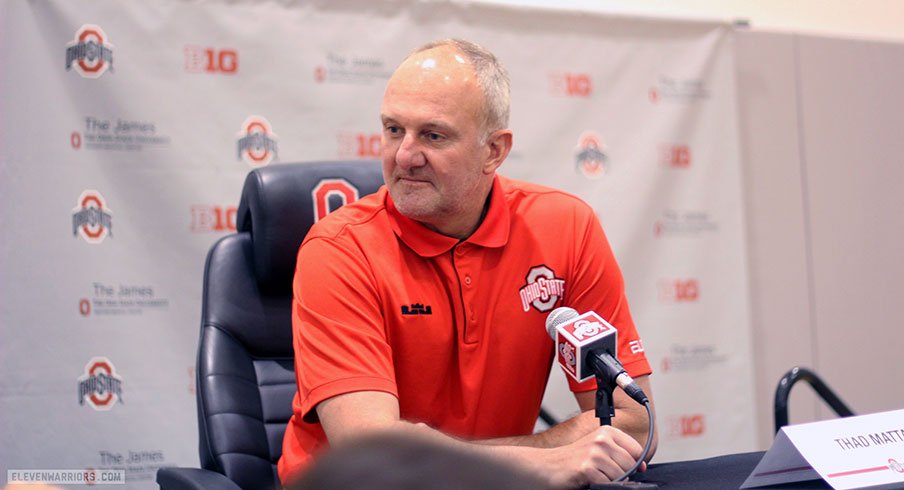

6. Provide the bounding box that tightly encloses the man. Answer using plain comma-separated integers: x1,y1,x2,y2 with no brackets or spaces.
279,39,657,489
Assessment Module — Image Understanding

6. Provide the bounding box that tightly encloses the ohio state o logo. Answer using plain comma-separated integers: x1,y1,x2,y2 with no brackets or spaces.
312,179,360,222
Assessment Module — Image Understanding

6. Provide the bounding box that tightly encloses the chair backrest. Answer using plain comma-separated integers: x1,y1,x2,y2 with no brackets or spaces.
196,161,383,489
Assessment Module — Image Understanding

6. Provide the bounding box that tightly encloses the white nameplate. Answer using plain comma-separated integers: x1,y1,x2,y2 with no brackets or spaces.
742,408,904,489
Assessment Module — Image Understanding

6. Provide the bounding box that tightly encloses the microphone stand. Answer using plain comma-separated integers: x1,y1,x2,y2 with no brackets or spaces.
587,356,658,489
594,370,615,427
590,354,616,426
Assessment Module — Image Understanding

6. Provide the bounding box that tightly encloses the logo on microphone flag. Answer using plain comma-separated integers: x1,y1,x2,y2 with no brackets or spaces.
559,342,577,377
556,311,616,383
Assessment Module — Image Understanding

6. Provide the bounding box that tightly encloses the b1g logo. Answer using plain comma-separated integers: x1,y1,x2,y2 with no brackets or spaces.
312,179,360,222
65,24,114,78
72,190,113,244
658,279,699,302
669,414,705,438
78,357,124,410
660,143,692,168
519,265,566,313
236,116,278,167
574,131,608,179
549,72,592,97
190,205,237,233
184,45,238,74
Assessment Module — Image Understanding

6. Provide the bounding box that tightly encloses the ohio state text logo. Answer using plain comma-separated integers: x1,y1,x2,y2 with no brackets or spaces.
312,179,360,222
236,116,278,167
77,357,123,410
574,131,608,179
65,25,114,78
519,265,565,313
72,190,113,244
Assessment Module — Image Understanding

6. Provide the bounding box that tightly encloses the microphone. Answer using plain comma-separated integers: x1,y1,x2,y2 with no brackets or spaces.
545,307,648,406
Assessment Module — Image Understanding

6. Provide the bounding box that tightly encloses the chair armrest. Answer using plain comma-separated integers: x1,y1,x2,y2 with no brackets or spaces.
156,467,243,490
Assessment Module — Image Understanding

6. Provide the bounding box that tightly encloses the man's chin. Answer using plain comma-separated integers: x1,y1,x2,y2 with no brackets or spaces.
392,197,438,222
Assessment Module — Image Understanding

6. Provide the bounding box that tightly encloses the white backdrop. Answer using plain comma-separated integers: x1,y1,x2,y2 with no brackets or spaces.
0,0,757,486
736,31,904,448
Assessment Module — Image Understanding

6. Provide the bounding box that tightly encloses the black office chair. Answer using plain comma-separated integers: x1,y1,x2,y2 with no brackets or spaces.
156,161,384,490
773,366,856,433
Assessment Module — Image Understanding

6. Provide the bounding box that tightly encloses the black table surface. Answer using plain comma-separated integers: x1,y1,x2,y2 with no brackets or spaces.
611,451,831,490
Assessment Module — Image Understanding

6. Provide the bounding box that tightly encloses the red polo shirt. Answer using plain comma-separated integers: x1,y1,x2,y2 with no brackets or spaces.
278,175,651,484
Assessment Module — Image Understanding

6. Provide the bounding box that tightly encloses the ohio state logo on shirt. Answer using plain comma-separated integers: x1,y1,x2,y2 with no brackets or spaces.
518,265,566,313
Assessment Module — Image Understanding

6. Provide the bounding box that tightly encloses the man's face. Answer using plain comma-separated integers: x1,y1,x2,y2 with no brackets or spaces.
380,47,494,237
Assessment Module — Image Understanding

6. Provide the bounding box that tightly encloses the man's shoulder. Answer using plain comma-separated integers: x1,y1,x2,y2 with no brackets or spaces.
498,175,593,214
304,188,391,242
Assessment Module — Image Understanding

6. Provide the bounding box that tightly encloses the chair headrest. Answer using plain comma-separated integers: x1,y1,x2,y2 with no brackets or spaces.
235,161,383,293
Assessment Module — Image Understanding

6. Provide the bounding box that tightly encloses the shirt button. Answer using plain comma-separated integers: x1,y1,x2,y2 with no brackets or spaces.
464,275,472,286
455,247,466,256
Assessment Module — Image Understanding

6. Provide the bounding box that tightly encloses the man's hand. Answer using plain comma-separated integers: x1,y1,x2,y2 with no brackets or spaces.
534,425,646,489
575,374,658,462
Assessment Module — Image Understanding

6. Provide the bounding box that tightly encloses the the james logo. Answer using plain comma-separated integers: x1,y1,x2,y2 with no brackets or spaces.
72,190,112,244
66,25,114,78
236,116,278,167
78,357,123,411
519,265,565,313
574,131,608,179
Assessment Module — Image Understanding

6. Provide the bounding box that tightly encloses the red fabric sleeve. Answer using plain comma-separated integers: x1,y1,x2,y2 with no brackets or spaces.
564,203,652,393
292,235,398,422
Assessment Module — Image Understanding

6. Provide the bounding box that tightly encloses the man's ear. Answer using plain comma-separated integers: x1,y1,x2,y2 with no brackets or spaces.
483,129,513,175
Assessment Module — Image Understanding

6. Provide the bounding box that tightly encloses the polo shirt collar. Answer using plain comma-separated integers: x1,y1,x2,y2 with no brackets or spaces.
386,175,510,257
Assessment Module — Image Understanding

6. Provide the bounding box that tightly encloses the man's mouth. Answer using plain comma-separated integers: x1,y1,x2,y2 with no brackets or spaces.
398,176,431,185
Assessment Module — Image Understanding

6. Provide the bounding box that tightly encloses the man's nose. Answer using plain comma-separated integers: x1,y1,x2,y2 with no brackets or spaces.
395,133,426,170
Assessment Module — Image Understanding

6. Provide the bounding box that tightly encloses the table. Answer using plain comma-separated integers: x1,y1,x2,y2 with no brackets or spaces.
618,451,831,490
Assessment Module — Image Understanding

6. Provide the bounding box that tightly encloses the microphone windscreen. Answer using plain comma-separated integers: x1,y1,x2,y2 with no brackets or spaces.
545,306,579,340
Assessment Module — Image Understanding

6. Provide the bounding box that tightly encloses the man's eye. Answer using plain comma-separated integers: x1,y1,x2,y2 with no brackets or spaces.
426,132,443,142
385,126,401,135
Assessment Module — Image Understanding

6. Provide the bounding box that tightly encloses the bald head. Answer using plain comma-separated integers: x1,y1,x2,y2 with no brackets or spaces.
401,39,510,140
